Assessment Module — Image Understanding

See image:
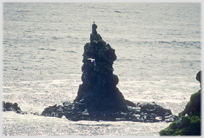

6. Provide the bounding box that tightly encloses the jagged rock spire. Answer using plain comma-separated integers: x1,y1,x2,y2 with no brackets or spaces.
74,23,127,112
40,23,176,123
92,21,97,34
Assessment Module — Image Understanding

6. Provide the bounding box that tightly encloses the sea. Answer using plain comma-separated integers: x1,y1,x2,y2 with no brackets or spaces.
2,2,201,136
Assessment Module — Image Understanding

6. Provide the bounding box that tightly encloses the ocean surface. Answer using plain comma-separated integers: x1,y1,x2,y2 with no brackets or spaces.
2,3,201,136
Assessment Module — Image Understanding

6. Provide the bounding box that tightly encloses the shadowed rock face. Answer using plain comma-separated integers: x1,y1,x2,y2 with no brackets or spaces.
74,23,128,113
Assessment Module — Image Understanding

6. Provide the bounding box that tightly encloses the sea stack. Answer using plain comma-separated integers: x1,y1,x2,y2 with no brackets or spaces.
73,22,128,113
41,23,176,122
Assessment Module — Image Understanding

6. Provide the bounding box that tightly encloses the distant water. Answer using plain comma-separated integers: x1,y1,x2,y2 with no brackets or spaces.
3,3,201,136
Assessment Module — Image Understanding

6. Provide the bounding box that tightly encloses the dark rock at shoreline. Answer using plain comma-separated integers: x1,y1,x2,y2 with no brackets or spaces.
41,101,177,122
41,104,64,118
2,99,177,122
3,101,26,114
137,102,172,116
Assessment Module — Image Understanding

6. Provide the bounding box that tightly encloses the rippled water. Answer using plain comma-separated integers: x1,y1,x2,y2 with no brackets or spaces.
3,3,201,136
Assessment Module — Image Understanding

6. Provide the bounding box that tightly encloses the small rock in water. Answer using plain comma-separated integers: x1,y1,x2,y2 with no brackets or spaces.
3,101,26,114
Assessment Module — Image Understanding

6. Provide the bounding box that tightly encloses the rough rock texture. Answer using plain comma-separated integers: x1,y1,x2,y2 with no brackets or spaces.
41,104,64,118
74,22,128,113
41,23,177,122
41,101,177,122
159,73,201,136
3,101,26,114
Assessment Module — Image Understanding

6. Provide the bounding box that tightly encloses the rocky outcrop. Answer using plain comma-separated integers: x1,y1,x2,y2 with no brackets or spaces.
3,23,177,123
137,102,174,121
3,101,26,114
159,72,201,136
74,22,128,113
41,104,64,118
40,101,177,122
2,100,177,122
